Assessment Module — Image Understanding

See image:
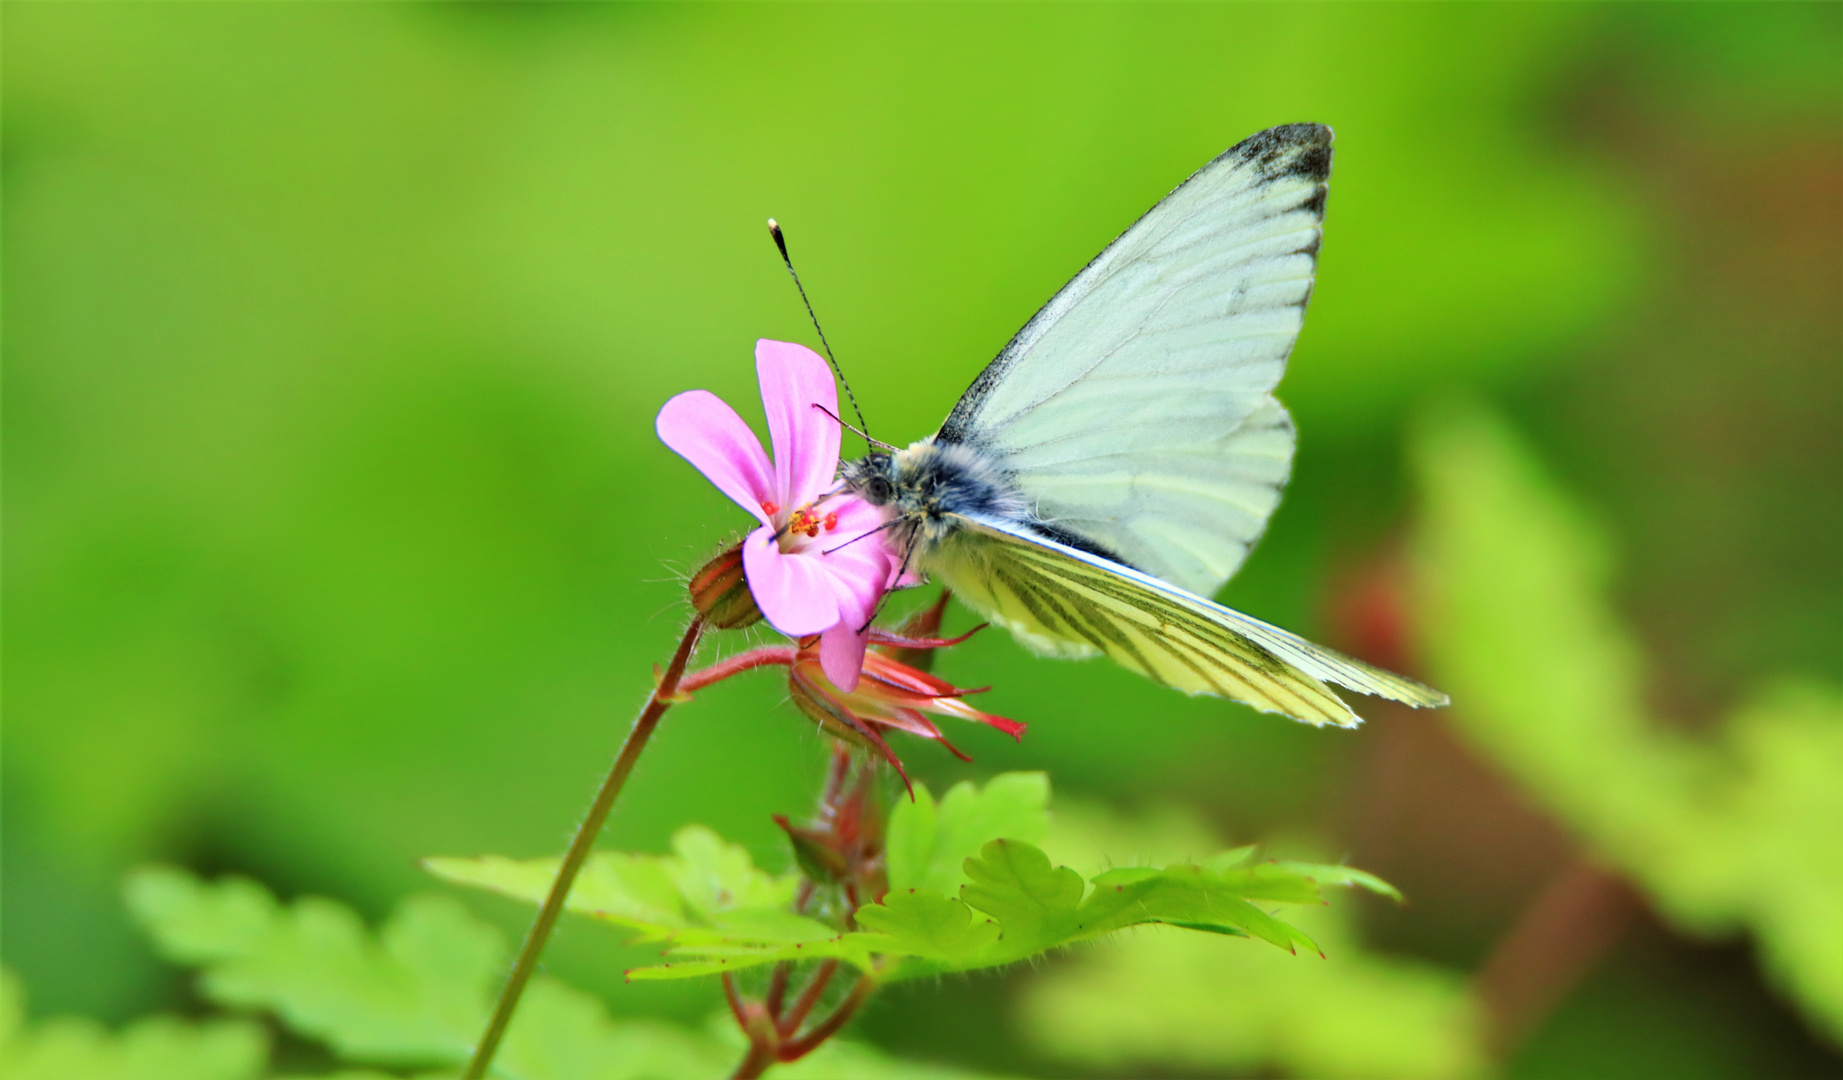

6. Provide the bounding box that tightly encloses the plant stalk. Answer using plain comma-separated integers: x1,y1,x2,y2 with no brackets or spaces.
779,976,875,1062
463,616,706,1079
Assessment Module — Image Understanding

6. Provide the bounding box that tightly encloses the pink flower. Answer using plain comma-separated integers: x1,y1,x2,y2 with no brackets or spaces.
657,340,896,691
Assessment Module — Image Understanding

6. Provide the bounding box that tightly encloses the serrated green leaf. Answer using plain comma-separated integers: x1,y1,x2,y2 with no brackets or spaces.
425,825,826,953
886,774,1049,895
666,826,799,916
1022,903,1481,1080
854,890,1002,962
124,867,1002,1078
119,867,281,967
0,968,268,1080
623,934,877,983
424,787,1385,988
883,783,939,896
632,837,1381,982
959,839,1085,957
1023,809,1481,1079
1201,846,1258,872
1271,861,1405,904
1079,863,1316,949
128,868,494,1065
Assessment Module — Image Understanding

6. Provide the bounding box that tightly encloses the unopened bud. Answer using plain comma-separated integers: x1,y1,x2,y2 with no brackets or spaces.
687,544,761,629
788,669,874,752
774,814,851,884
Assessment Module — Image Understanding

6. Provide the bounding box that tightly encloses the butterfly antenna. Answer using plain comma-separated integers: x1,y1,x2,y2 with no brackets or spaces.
767,218,871,442
810,402,899,451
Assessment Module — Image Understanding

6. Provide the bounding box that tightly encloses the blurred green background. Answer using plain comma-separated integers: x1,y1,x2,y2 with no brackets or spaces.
5,3,1839,1077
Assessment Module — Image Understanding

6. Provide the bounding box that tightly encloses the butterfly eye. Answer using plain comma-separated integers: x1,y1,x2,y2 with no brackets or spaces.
865,476,895,505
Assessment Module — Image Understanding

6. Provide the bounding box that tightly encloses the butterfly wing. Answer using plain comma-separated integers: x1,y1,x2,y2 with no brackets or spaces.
929,514,1448,727
937,124,1330,597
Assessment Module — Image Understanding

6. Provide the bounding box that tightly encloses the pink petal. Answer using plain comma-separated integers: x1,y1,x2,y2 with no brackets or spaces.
743,527,841,637
657,391,776,526
819,621,871,694
817,532,887,692
817,499,901,601
756,340,841,509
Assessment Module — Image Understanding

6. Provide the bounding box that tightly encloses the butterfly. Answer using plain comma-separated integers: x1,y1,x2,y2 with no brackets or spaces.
836,123,1448,728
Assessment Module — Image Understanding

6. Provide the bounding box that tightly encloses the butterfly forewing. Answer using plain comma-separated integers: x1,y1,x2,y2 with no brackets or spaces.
936,124,1332,599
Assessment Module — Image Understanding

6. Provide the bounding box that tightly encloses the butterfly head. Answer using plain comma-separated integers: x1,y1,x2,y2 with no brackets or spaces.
842,440,1027,552
841,451,898,507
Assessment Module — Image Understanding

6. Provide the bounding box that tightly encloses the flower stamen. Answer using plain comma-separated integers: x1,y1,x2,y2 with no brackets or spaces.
787,505,828,538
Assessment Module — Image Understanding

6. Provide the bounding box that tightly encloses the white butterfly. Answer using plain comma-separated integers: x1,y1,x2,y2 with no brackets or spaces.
840,123,1448,727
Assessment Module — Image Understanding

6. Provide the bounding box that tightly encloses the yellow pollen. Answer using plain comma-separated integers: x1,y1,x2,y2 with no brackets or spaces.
787,505,827,538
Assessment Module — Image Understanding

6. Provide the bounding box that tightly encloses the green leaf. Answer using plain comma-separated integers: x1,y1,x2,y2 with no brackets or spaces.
645,837,1381,983
959,839,1084,957
1271,862,1404,904
1081,864,1310,952
885,774,1049,895
0,968,268,1080
1021,806,1483,1079
1412,403,1843,1042
854,890,1001,962
125,866,1004,1079
422,777,1389,987
1020,903,1483,1080
424,825,832,952
127,865,495,1066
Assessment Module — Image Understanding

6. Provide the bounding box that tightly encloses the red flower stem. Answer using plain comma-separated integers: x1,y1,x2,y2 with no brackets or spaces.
776,958,840,1039
820,743,852,806
679,646,797,692
722,970,753,1031
778,975,875,1062
725,972,778,1080
463,617,706,1080
763,963,792,1021
729,1040,777,1080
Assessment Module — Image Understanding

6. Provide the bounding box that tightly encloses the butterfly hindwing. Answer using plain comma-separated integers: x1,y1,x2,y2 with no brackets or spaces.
928,514,1449,728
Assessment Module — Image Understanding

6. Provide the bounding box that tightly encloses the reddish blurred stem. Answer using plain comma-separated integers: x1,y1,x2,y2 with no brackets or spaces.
463,617,706,1079
821,742,853,804
725,972,780,1080
778,976,874,1062
728,968,873,1078
730,1041,776,1080
1475,859,1642,1060
763,963,792,1021
777,959,840,1039
729,745,883,1078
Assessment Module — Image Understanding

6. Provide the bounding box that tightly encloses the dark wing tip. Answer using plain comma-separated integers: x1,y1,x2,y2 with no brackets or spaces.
1224,123,1334,184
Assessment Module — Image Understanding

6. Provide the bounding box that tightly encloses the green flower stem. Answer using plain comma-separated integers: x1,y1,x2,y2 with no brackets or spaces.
464,616,707,1079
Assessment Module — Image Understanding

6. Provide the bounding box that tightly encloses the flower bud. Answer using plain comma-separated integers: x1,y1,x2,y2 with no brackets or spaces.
687,544,761,629
773,814,851,885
